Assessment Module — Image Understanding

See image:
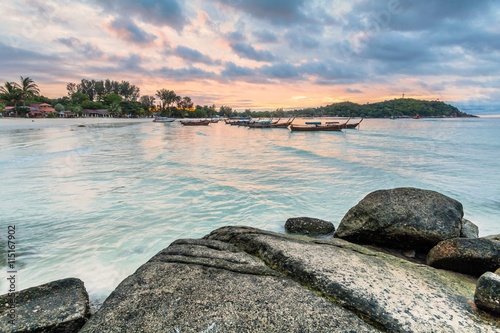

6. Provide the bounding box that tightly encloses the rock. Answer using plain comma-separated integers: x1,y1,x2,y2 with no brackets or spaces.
284,217,335,236
484,234,500,242
496,268,500,275
80,238,375,332
461,219,479,238
427,238,500,276
335,187,463,252
0,277,90,333
475,272,500,315
206,226,500,332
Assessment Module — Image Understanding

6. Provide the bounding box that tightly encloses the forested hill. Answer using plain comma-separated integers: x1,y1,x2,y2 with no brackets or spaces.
299,98,475,118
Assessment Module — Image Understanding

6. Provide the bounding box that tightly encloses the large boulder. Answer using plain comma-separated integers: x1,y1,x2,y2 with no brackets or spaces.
0,277,90,333
335,187,463,252
427,238,500,276
285,217,335,236
205,226,499,332
80,238,374,332
475,272,500,315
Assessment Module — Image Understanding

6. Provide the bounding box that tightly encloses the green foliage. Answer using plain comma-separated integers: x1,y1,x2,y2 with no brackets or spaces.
81,100,104,110
54,103,65,112
119,100,143,117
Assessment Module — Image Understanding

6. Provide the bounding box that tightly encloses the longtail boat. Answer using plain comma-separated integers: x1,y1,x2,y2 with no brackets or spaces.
180,119,211,126
271,117,295,128
289,118,350,132
345,118,363,129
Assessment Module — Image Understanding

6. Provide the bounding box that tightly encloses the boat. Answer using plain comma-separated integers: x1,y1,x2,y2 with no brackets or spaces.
345,118,363,129
271,117,295,128
153,116,176,123
289,118,350,132
180,119,211,126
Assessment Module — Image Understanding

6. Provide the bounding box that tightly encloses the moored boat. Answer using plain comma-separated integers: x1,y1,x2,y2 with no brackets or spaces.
180,119,211,126
153,116,176,123
289,118,350,132
345,118,363,129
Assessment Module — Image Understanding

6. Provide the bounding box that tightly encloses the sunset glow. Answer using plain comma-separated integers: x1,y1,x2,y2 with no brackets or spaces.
1,1,499,111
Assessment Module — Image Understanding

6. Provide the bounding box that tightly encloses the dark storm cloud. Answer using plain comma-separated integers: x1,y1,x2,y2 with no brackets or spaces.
173,46,220,65
230,42,275,62
216,0,307,25
109,18,157,44
91,0,187,32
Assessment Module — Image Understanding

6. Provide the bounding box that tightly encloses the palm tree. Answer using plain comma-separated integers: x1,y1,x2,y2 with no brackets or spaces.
19,76,40,107
0,82,23,116
155,89,181,116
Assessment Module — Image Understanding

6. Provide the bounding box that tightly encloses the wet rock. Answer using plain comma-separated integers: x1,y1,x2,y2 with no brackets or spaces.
80,238,375,332
206,226,499,332
461,219,479,238
475,272,500,315
285,217,334,236
335,187,463,252
427,238,500,276
0,277,90,333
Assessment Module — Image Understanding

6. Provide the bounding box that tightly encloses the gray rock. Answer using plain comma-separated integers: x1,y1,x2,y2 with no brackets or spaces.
0,277,90,333
206,226,500,332
484,234,500,242
81,238,375,332
335,187,463,252
285,217,335,236
461,219,479,238
475,272,500,315
427,238,500,276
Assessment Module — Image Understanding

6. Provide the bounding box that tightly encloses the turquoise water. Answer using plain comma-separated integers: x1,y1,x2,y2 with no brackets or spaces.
1,117,499,302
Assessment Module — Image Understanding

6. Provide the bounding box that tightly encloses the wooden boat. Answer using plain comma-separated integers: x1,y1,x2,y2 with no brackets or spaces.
247,118,281,128
180,119,210,126
153,117,176,123
289,118,350,132
271,117,295,128
345,118,363,129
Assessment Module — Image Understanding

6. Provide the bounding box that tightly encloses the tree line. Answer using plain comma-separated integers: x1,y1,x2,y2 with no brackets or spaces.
1,77,472,119
0,77,238,118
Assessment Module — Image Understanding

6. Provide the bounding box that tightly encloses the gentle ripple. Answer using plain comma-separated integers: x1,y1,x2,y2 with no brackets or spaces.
0,117,499,303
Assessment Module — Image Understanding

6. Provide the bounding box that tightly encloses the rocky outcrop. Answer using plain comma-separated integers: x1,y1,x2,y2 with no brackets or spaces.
427,238,500,276
80,238,375,332
81,226,500,332
475,272,500,315
284,216,335,236
335,187,464,252
0,278,89,333
461,219,479,238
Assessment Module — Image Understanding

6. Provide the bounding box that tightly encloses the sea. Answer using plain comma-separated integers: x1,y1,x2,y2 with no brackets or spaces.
1,115,499,304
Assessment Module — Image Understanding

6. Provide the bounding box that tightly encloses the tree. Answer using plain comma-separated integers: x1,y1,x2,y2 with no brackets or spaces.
54,103,65,112
19,76,40,107
177,96,193,115
0,82,23,116
155,89,181,116
140,95,155,111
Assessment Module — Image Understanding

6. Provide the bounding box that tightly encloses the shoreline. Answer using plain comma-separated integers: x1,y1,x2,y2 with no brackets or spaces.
0,117,152,131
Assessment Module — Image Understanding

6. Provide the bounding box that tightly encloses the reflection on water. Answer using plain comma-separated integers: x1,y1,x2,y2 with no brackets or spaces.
0,117,499,303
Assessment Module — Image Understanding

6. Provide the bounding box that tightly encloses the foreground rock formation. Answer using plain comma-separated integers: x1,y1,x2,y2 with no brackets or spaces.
80,226,500,332
0,278,89,333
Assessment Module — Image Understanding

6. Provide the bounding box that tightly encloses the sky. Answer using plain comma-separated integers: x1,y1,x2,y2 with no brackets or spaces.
0,0,499,112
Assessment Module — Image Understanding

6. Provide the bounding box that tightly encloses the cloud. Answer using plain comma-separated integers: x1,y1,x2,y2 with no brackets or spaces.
253,30,278,43
108,18,157,45
91,0,188,32
173,46,220,65
156,66,216,81
216,0,307,26
284,31,320,50
230,42,275,62
346,88,363,93
261,63,300,79
56,37,104,59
